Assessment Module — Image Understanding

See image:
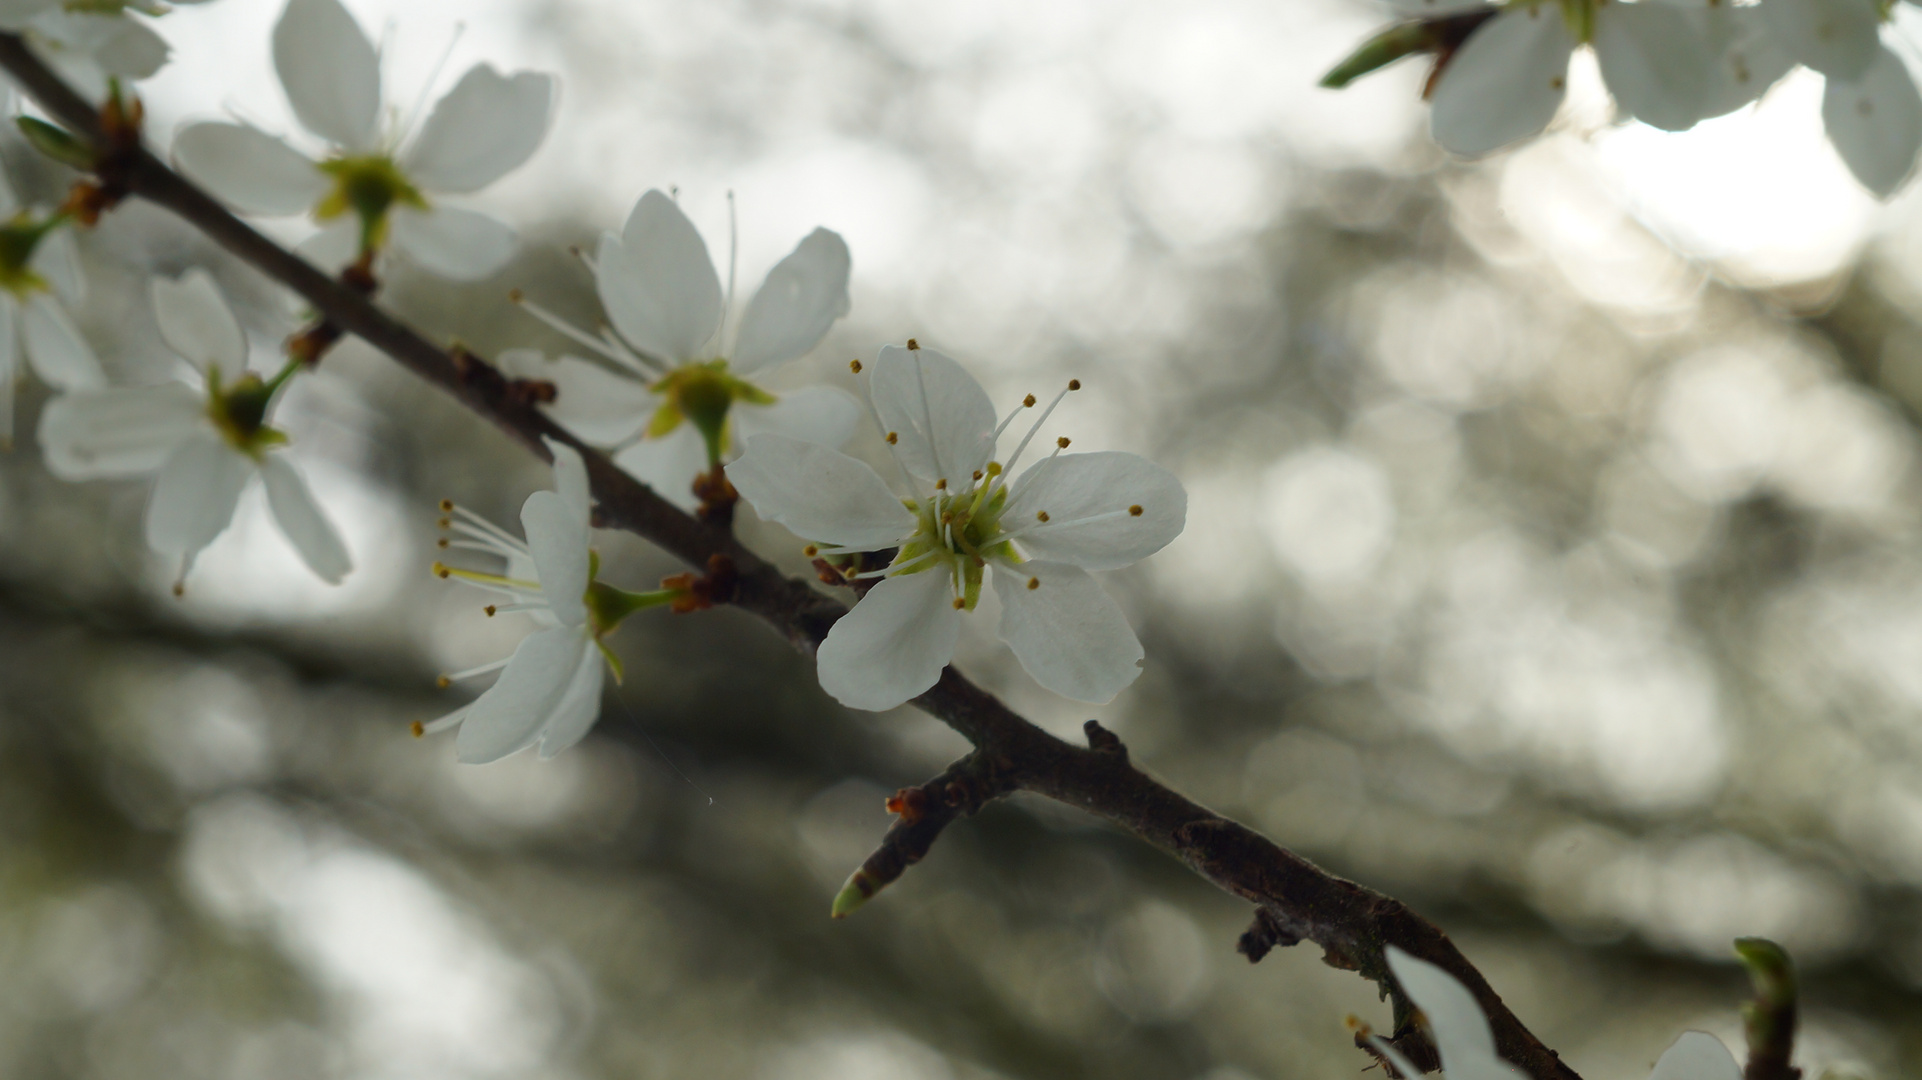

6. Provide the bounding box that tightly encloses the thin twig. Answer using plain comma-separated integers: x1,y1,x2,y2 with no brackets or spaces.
0,33,1579,1080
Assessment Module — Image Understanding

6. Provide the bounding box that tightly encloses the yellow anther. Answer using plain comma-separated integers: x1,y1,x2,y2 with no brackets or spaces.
484,605,497,616
507,288,524,303
1023,393,1037,408
435,675,451,689
439,498,454,512
951,597,965,609
1129,504,1143,516
437,537,449,549
1037,511,1050,522
804,544,819,557
436,517,450,529
986,462,1002,477
849,359,862,373
171,582,184,598
433,562,451,579
886,432,899,445
935,478,947,490
1056,436,1070,449
907,338,920,350
410,721,425,738
1068,379,1081,391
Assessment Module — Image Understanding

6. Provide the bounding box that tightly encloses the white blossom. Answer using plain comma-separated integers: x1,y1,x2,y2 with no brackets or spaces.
170,0,555,281
422,439,614,763
1372,947,1744,1080
1426,0,1713,157
503,188,859,510
727,344,1185,711
0,1,214,100
0,169,102,446
36,269,349,590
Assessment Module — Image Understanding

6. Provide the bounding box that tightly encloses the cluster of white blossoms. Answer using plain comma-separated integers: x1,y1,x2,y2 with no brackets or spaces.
172,0,555,281
1329,0,1922,197
502,188,859,510
1370,947,1745,1079
6,0,1190,755
728,343,1186,711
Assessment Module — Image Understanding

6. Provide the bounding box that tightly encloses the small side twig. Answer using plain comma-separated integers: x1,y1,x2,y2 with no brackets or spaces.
831,751,1014,918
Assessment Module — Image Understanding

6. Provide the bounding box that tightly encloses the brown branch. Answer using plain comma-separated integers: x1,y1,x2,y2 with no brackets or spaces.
0,33,1579,1080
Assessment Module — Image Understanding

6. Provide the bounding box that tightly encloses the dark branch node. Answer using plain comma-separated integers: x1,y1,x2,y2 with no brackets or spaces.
1236,905,1301,964
1082,718,1127,760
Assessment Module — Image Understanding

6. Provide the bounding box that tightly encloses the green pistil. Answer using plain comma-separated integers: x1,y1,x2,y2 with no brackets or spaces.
204,361,292,458
315,154,427,256
889,482,1014,612
648,361,779,467
1561,0,1594,44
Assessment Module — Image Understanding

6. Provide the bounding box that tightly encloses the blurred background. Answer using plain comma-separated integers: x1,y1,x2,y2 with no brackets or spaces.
1,0,1920,1076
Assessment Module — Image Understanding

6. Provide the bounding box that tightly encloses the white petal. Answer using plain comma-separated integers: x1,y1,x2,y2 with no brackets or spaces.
1758,0,1880,79
0,0,57,31
455,625,587,764
1595,1,1711,132
272,0,381,149
296,218,358,274
869,344,997,485
728,433,916,549
729,227,851,374
1002,451,1186,571
92,16,168,79
389,206,517,281
260,453,352,584
152,269,245,372
536,642,607,759
613,422,708,512
816,569,960,710
992,561,1142,703
400,64,555,194
1648,1032,1742,1080
1824,45,1922,198
598,190,723,361
0,297,14,445
1429,6,1572,157
541,435,592,526
144,432,253,574
521,490,590,626
31,227,83,306
1695,4,1797,118
500,349,655,445
37,384,202,479
22,293,102,390
1384,947,1511,1080
732,384,861,449
171,122,326,216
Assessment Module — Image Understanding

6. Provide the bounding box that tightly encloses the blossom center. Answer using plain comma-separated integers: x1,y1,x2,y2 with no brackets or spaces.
649,360,777,465
204,363,293,458
315,154,427,251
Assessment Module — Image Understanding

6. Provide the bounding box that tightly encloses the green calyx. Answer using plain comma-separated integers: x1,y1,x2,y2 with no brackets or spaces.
204,360,297,458
1321,21,1444,88
16,117,95,171
580,550,688,683
646,361,778,466
0,213,66,299
315,154,427,255
891,479,1013,612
